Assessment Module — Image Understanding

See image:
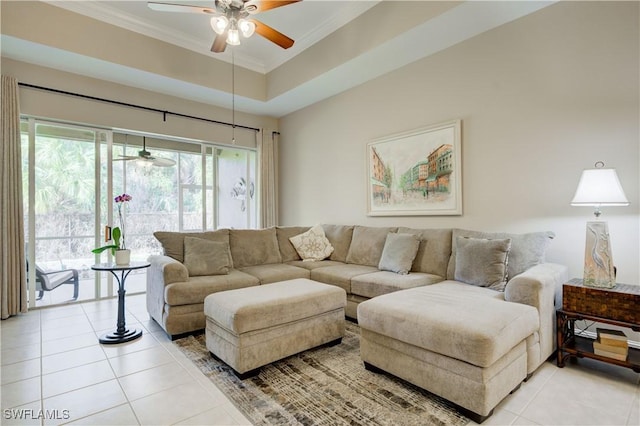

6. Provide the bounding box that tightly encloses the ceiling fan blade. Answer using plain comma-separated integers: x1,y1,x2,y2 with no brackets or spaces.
152,157,177,167
248,0,300,14
252,19,294,49
211,33,228,53
148,2,217,14
116,155,139,160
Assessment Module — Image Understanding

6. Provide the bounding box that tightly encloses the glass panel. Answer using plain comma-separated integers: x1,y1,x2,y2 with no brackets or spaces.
30,123,98,306
180,152,204,231
117,140,179,294
217,148,250,229
205,147,215,230
248,150,257,229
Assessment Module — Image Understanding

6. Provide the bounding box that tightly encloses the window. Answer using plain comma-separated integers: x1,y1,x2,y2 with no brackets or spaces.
21,120,258,308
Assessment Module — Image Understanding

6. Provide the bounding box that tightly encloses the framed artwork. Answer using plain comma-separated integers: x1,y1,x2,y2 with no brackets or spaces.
367,119,462,216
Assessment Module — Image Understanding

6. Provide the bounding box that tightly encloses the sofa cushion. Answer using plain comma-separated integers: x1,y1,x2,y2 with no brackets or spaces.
351,271,443,299
154,229,229,263
276,226,311,262
447,229,554,281
397,228,452,277
378,233,420,275
322,224,354,262
289,225,334,261
239,264,310,284
230,228,282,268
183,237,232,277
310,264,379,293
287,260,346,271
454,236,511,291
357,282,538,368
164,270,260,306
346,226,398,267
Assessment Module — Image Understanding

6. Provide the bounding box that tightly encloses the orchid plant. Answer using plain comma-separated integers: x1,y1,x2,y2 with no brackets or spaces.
92,193,132,255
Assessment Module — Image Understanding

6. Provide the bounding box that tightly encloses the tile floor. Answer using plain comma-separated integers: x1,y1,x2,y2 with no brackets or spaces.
1,295,639,425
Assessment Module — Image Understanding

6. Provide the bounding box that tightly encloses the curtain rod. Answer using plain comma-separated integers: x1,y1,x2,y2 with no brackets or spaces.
18,82,260,132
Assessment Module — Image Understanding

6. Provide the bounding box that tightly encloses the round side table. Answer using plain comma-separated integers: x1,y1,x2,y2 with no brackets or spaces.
91,261,150,344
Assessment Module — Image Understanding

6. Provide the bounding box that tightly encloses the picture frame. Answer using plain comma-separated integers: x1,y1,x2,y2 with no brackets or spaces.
367,119,462,216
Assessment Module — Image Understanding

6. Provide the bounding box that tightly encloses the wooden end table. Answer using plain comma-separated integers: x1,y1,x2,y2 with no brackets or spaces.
556,278,640,373
91,261,150,344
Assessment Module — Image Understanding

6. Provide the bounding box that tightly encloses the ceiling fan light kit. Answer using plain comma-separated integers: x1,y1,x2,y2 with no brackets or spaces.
149,0,300,52
116,137,176,168
210,16,229,34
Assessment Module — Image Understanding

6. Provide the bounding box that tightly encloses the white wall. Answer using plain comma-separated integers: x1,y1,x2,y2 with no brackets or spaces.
278,1,640,284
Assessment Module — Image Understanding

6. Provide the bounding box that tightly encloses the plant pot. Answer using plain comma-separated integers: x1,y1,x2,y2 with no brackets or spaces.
115,249,131,265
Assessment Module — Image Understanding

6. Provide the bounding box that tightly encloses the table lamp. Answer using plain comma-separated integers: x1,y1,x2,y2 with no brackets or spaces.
571,161,629,288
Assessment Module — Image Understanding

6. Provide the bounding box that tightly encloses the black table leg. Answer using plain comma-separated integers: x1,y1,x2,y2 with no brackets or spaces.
99,269,142,344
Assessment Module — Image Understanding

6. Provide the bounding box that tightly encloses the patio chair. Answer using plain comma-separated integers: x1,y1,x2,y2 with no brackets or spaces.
27,261,79,300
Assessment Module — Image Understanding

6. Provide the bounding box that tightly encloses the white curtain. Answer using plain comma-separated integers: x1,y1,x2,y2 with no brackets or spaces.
258,130,278,228
1,75,28,319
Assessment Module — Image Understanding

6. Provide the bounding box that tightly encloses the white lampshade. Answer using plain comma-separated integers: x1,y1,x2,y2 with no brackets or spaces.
571,168,629,206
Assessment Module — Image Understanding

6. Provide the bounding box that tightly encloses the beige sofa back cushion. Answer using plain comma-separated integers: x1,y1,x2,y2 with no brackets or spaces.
230,228,282,268
346,226,398,267
276,226,311,262
154,229,230,263
397,227,452,277
322,224,354,262
447,229,554,281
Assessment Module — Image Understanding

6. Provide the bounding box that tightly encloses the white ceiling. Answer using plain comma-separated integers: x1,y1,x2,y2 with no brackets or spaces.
2,1,556,117
44,0,380,74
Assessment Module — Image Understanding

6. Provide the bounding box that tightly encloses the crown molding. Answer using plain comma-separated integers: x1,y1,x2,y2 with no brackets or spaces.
43,1,267,73
43,0,379,74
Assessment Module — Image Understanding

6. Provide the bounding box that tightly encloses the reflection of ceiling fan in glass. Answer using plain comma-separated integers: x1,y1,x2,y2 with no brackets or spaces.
115,137,176,167
148,0,300,52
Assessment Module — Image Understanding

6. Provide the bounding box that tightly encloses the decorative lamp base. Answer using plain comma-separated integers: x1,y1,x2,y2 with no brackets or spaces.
115,249,131,265
582,221,616,288
99,328,142,344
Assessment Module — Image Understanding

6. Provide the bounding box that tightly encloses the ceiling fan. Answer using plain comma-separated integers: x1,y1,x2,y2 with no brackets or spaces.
148,0,301,53
115,137,176,167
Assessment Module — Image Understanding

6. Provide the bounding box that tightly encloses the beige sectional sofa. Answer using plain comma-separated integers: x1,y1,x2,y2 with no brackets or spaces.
146,224,568,421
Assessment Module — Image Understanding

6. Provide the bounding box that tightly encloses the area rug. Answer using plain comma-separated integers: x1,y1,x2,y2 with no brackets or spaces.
174,321,470,426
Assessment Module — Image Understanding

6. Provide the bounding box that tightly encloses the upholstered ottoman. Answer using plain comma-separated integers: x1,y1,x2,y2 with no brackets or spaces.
358,282,539,423
204,278,346,378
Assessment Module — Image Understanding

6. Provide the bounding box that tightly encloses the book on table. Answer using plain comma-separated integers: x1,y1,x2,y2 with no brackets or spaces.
596,328,629,348
593,332,628,361
593,345,628,361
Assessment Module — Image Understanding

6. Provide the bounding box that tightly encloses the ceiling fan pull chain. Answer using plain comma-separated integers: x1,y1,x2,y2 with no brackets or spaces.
232,48,236,145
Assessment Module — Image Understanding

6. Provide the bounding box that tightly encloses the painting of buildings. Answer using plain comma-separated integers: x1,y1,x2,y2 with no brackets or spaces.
367,120,461,216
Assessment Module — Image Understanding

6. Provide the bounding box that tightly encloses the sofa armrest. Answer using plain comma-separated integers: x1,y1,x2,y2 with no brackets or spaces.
504,262,569,367
148,255,189,285
505,263,568,309
146,255,189,329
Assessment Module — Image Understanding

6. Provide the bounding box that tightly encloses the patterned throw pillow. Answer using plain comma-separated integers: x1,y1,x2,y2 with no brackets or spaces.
289,225,335,261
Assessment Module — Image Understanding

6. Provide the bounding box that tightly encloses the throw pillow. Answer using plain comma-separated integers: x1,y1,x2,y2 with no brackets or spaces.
289,225,334,261
183,237,232,276
454,236,511,291
447,229,554,281
378,233,420,275
154,229,229,263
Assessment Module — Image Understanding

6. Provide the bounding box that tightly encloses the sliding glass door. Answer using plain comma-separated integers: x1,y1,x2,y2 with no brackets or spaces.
21,120,258,308
21,120,106,307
